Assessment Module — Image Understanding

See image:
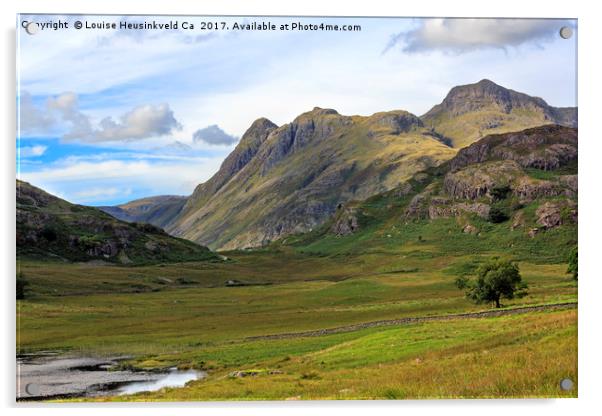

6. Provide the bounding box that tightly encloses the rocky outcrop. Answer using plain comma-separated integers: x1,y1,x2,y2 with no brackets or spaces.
405,186,435,219
427,199,490,220
401,124,577,232
443,160,523,200
513,177,568,203
535,201,577,230
406,187,491,220
449,124,577,171
331,207,360,236
560,175,578,194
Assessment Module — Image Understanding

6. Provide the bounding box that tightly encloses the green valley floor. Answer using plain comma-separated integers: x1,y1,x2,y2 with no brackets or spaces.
17,245,577,400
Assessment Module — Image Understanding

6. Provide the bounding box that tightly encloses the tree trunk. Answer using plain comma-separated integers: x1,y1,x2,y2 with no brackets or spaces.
495,297,501,308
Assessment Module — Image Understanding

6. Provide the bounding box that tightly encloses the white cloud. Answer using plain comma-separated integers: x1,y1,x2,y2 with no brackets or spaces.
19,156,223,205
47,92,93,138
192,125,238,146
77,103,182,142
19,91,182,142
19,145,47,157
386,19,570,54
73,187,131,203
18,92,55,133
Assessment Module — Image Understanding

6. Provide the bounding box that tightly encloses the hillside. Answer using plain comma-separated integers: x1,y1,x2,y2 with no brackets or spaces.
421,79,577,148
99,195,186,230
16,180,217,264
290,124,577,262
167,108,457,250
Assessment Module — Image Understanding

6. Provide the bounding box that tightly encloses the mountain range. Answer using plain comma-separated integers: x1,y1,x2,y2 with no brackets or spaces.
89,79,575,250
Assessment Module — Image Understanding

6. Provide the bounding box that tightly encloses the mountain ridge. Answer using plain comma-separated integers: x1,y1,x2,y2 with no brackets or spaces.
99,80,577,251
167,106,456,249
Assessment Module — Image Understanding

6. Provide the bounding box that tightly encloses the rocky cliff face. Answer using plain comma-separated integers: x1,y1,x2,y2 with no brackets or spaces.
421,79,577,148
400,125,577,236
17,181,216,264
167,107,456,249
449,124,577,171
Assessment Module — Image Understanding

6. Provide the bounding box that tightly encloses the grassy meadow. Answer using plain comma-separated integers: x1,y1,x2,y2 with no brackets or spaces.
17,214,578,400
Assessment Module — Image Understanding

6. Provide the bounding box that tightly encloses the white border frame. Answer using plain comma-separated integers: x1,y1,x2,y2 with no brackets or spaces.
3,1,600,415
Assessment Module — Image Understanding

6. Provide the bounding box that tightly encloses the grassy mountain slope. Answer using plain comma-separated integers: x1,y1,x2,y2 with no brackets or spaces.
168,108,456,250
16,180,217,264
286,125,577,263
421,79,577,148
99,195,186,230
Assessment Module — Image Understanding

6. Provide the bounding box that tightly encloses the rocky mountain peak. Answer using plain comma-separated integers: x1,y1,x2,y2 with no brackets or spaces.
420,79,576,148
438,79,537,114
239,117,278,147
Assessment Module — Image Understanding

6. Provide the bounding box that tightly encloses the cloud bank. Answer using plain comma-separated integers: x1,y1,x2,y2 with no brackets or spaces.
192,125,238,146
386,19,569,54
19,91,182,142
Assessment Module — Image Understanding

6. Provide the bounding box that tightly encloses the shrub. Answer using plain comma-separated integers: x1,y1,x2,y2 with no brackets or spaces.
490,185,512,201
488,207,509,223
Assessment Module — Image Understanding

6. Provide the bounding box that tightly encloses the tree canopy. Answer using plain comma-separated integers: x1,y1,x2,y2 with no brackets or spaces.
455,258,527,308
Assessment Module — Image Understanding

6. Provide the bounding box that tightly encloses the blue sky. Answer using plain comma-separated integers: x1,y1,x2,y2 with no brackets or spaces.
17,15,577,205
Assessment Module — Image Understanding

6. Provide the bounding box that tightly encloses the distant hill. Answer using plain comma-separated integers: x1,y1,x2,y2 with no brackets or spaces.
99,195,186,230
16,181,216,264
421,79,577,148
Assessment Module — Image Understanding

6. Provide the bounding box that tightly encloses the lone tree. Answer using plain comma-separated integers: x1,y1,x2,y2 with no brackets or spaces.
567,246,578,281
455,258,527,308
